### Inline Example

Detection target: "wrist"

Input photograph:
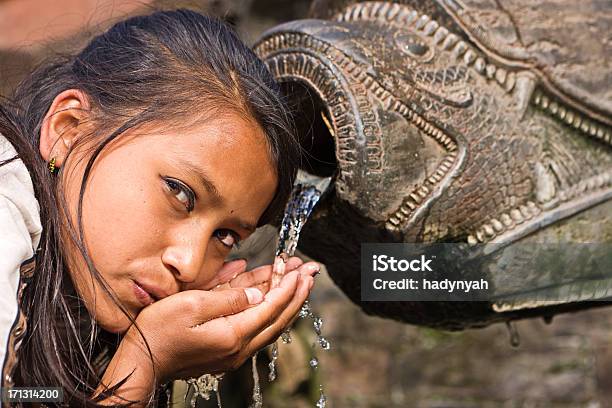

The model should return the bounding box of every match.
[95,329,157,404]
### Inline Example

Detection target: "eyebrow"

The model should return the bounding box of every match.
[177,158,257,233]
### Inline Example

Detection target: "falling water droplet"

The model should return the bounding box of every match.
[316,386,327,408]
[163,382,172,406]
[250,354,263,408]
[299,301,311,319]
[281,330,292,344]
[318,337,331,351]
[186,378,198,407]
[268,342,279,382]
[268,362,276,382]
[309,357,319,369]
[216,388,223,408]
[506,321,521,348]
[313,317,323,335]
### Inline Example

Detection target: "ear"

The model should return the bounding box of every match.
[39,89,90,168]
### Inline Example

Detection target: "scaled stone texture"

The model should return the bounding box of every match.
[254,0,612,329]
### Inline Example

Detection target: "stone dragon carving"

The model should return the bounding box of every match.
[254,0,612,329]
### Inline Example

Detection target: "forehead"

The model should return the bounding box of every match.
[146,113,277,211]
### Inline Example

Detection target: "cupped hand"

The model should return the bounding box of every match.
[117,259,319,385]
[204,256,319,294]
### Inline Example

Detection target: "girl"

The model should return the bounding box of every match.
[0,9,318,406]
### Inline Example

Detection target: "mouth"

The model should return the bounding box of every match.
[132,280,158,307]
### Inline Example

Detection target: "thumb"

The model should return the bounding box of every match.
[185,287,264,324]
[211,287,264,317]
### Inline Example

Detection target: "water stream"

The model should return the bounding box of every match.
[252,170,332,408]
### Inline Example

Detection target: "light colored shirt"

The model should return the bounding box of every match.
[0,132,42,382]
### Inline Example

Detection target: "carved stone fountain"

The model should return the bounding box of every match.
[254,0,612,329]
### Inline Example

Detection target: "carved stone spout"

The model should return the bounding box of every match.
[254,0,612,329]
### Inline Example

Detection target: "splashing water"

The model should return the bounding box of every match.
[299,301,312,318]
[164,383,172,406]
[316,386,327,408]
[318,337,331,351]
[267,342,279,382]
[309,357,319,369]
[186,374,223,408]
[296,300,332,352]
[280,331,292,344]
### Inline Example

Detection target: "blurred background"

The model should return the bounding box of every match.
[2,1,612,406]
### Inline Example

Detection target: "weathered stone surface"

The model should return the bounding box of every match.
[254,1,612,329]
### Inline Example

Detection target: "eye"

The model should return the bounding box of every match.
[215,229,241,249]
[163,177,195,212]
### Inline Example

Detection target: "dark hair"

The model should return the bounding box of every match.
[3,9,300,406]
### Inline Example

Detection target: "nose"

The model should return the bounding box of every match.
[161,228,210,284]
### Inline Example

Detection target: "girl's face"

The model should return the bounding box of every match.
[58,112,278,333]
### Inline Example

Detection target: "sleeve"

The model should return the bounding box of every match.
[0,134,42,385]
[0,195,35,378]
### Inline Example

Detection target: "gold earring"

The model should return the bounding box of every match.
[48,157,57,174]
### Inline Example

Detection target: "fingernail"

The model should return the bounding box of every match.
[245,288,263,304]
[308,263,321,272]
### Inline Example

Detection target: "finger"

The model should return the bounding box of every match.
[224,271,301,338]
[271,256,314,288]
[293,261,321,278]
[265,256,305,280]
[227,257,306,291]
[229,265,273,289]
[202,259,248,290]
[179,287,263,326]
[248,275,313,352]
[254,280,271,295]
[282,256,305,271]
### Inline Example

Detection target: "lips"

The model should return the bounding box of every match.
[132,279,172,307]
[133,281,155,306]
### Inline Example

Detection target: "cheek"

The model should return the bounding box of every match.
[73,160,165,278]
[183,246,228,291]
[62,159,166,332]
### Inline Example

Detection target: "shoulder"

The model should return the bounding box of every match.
[0,131,42,258]
[0,132,42,385]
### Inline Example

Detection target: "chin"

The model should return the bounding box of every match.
[101,321,131,334]
[95,308,136,334]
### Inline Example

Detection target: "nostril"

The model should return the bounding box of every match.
[165,263,181,278]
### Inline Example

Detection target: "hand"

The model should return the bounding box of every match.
[204,257,319,295]
[98,258,320,403]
